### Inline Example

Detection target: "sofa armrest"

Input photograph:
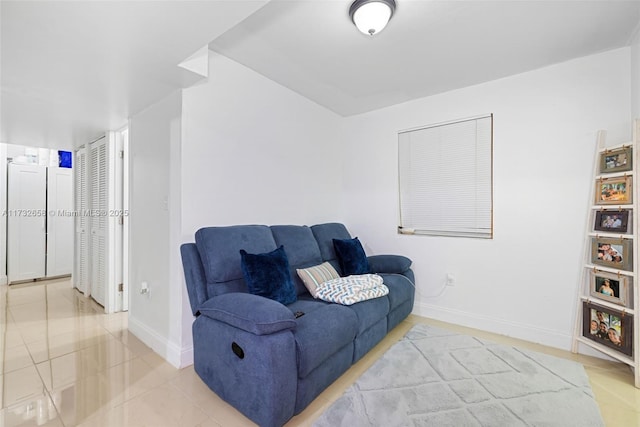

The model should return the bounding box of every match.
[368,254,412,274]
[198,293,297,336]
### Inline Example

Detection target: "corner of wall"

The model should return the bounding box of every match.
[0,143,7,282]
[631,20,640,119]
[128,314,192,368]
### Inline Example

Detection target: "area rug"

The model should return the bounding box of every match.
[313,324,604,427]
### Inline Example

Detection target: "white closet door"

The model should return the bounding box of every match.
[47,167,73,277]
[75,149,89,293]
[7,163,47,283]
[90,139,108,306]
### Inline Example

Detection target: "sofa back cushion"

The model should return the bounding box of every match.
[310,223,352,269]
[195,226,277,296]
[271,225,323,295]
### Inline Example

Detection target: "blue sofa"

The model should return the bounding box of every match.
[180,223,415,427]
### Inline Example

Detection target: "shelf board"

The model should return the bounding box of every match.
[575,336,634,366]
[590,205,633,210]
[587,232,633,239]
[584,264,634,276]
[595,171,634,181]
[579,295,635,314]
[598,142,633,153]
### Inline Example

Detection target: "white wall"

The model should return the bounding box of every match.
[179,52,345,356]
[181,52,345,232]
[0,144,7,285]
[128,91,185,367]
[632,24,640,119]
[341,48,632,350]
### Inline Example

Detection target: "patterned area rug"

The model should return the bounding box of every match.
[314,324,604,427]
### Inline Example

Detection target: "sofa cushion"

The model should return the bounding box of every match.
[271,225,324,295]
[196,225,276,284]
[296,262,340,298]
[348,295,390,335]
[333,237,370,275]
[240,246,297,305]
[380,273,415,312]
[310,223,351,264]
[289,301,358,378]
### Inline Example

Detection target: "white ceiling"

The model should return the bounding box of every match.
[0,0,268,149]
[211,0,640,116]
[1,1,640,149]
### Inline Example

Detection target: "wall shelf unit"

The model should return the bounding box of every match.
[572,119,640,387]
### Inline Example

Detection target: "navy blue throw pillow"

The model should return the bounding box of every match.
[333,237,370,276]
[239,246,297,305]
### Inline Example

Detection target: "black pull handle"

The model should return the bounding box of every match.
[231,342,245,359]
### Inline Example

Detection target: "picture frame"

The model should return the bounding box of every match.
[590,236,633,271]
[582,301,633,357]
[595,176,633,205]
[589,270,629,306]
[600,146,632,174]
[594,209,631,233]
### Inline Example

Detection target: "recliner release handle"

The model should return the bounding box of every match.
[231,342,245,359]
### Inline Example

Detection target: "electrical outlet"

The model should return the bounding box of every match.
[446,274,455,286]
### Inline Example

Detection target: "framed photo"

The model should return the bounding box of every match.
[600,146,632,174]
[595,176,632,205]
[590,236,633,271]
[582,301,633,357]
[589,270,629,306]
[594,209,631,233]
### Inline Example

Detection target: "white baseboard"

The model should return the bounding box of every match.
[128,315,194,368]
[0,275,6,285]
[412,301,572,351]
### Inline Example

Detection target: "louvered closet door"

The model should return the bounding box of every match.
[47,167,73,277]
[90,139,108,306]
[75,149,89,293]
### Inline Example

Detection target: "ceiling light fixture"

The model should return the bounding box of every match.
[349,0,396,36]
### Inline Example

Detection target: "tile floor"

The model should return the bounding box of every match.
[1,278,638,426]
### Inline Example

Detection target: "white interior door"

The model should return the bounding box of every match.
[47,167,73,277]
[74,149,89,293]
[7,163,47,283]
[90,139,108,306]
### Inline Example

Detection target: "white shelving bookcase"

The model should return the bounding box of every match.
[572,119,640,387]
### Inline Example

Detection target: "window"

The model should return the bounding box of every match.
[398,114,493,238]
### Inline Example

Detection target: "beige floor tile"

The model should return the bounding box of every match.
[117,330,153,357]
[45,356,166,425]
[2,344,35,374]
[168,367,214,406]
[140,351,180,381]
[6,285,47,307]
[1,394,64,427]
[52,373,118,425]
[187,387,256,427]
[3,365,46,408]
[26,329,115,364]
[37,349,107,391]
[193,417,222,427]
[2,323,27,349]
[99,357,168,406]
[111,383,210,427]
[79,338,135,370]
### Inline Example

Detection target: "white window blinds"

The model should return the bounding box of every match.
[398,115,493,238]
